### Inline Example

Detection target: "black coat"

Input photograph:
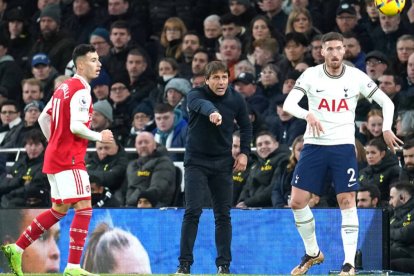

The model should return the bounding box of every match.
[390,197,414,259]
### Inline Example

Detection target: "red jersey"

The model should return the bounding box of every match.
[43,75,93,173]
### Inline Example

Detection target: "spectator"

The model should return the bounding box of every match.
[272,134,304,207]
[125,101,155,148]
[285,7,321,41]
[343,32,366,72]
[232,130,251,206]
[396,111,414,143]
[258,0,288,32]
[202,14,221,59]
[278,32,310,83]
[392,35,414,78]
[245,15,284,64]
[355,138,368,171]
[233,72,269,114]
[63,0,98,44]
[388,182,414,274]
[156,57,180,100]
[21,78,44,107]
[89,27,112,58]
[90,70,111,101]
[125,131,176,207]
[126,48,158,106]
[218,37,243,82]
[30,53,59,102]
[365,50,389,82]
[266,94,307,146]
[399,140,414,185]
[153,103,187,161]
[164,77,191,119]
[0,32,23,103]
[361,0,380,34]
[109,80,135,144]
[308,34,324,65]
[359,138,400,202]
[91,99,113,134]
[252,37,280,72]
[334,2,373,52]
[190,73,205,88]
[100,20,133,81]
[0,100,21,145]
[178,31,201,78]
[99,0,147,45]
[219,13,247,48]
[357,109,383,145]
[399,53,414,108]
[137,190,158,208]
[5,8,32,70]
[191,49,209,78]
[375,72,402,117]
[371,14,413,58]
[237,131,290,207]
[356,184,381,208]
[228,0,257,28]
[89,175,121,208]
[234,59,256,78]
[259,63,282,112]
[30,3,76,74]
[0,129,49,208]
[160,17,187,60]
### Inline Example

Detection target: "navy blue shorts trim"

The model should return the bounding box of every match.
[291,144,359,195]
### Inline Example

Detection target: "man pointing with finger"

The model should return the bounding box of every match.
[176,61,252,274]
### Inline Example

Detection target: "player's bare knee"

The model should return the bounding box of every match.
[290,198,307,209]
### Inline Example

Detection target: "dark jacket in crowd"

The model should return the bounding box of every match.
[390,197,414,259]
[125,145,176,207]
[86,145,128,193]
[0,153,49,208]
[399,167,414,185]
[238,145,290,207]
[359,152,401,201]
[0,55,23,103]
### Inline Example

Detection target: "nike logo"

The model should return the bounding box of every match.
[316,89,324,92]
[348,182,357,187]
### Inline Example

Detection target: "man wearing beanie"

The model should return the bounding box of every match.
[91,100,113,133]
[164,78,191,120]
[30,3,76,74]
[89,27,111,57]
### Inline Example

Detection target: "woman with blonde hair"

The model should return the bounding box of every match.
[285,7,321,40]
[160,17,187,60]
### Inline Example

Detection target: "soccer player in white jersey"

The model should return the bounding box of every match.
[1,44,114,276]
[283,32,403,276]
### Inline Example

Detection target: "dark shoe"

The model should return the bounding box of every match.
[291,250,324,275]
[175,262,190,274]
[217,264,230,274]
[339,263,355,275]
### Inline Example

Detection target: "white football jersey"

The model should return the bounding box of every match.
[293,63,378,145]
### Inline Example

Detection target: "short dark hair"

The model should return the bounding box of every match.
[403,139,414,150]
[0,99,20,112]
[285,32,309,47]
[72,44,96,67]
[204,61,229,79]
[381,70,402,86]
[321,32,344,44]
[24,128,47,148]
[255,130,278,143]
[110,20,130,33]
[366,137,387,152]
[392,182,414,197]
[154,103,174,114]
[358,184,381,201]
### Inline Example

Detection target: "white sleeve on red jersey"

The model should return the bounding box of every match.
[69,88,102,141]
[38,98,52,141]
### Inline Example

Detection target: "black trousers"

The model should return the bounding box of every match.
[179,157,233,267]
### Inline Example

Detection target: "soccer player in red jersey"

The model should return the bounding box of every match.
[1,44,113,276]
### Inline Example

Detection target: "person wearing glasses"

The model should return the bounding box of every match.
[0,100,21,145]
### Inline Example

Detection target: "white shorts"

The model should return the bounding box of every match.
[47,169,91,204]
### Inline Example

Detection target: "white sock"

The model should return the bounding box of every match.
[13,244,24,253]
[66,263,81,269]
[341,207,359,266]
[293,205,319,256]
